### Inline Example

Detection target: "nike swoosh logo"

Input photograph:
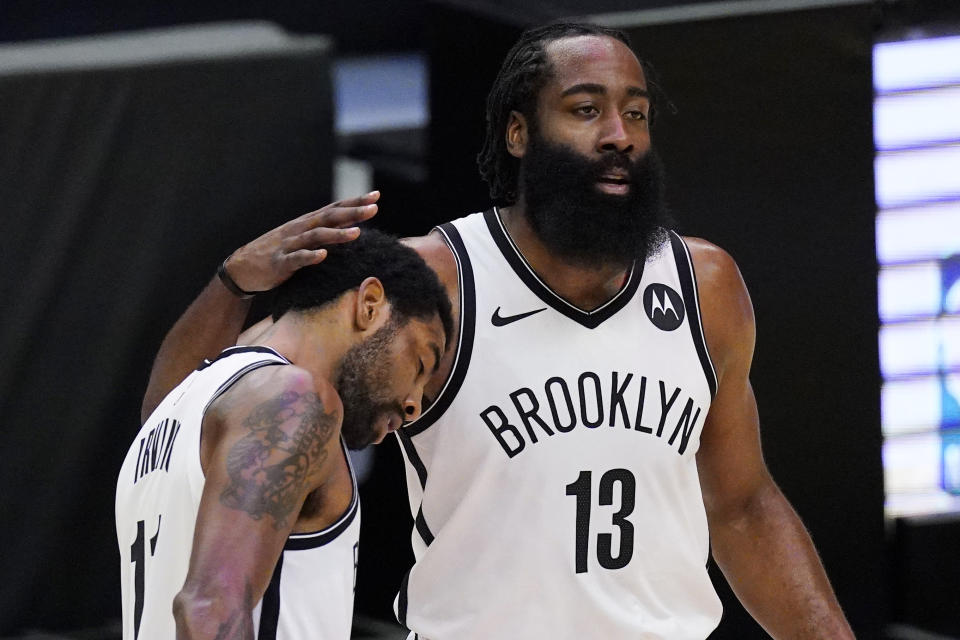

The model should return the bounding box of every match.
[491,306,547,327]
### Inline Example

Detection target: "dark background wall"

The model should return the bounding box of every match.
[2,0,959,638]
[0,0,424,53]
[0,0,778,53]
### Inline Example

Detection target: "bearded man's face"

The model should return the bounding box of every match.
[518,128,671,268]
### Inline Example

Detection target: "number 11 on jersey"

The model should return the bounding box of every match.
[130,515,162,640]
[565,469,636,574]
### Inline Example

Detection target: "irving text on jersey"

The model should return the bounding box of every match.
[132,418,181,484]
[480,371,704,458]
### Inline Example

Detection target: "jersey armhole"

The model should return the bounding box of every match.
[401,221,476,436]
[669,231,719,399]
[284,437,360,550]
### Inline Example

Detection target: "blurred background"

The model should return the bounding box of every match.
[1,0,958,638]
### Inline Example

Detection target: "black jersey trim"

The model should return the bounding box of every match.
[669,231,718,398]
[197,345,288,370]
[484,208,643,329]
[414,506,435,546]
[258,553,283,639]
[395,430,435,549]
[396,429,427,489]
[401,222,477,436]
[284,437,359,550]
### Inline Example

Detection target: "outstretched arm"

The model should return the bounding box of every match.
[173,366,343,639]
[141,193,379,423]
[690,238,854,639]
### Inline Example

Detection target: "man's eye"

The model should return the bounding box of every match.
[575,105,598,116]
[625,110,647,120]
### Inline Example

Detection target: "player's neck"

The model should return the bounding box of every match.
[255,312,346,383]
[500,204,632,311]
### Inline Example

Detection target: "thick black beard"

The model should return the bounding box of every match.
[336,320,404,450]
[518,134,671,268]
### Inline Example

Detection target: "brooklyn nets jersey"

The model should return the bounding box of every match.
[394,209,722,639]
[116,346,360,640]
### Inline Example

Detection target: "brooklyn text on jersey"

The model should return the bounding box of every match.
[481,370,704,457]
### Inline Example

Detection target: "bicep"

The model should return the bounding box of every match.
[688,239,772,520]
[182,419,308,610]
[186,468,295,604]
[697,370,771,521]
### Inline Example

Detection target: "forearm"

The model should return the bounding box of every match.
[140,195,379,423]
[141,275,250,422]
[709,482,854,639]
[173,585,254,640]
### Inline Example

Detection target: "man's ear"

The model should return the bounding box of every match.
[354,276,387,331]
[506,110,529,159]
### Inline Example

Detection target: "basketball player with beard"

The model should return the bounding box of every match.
[140,23,854,640]
[116,230,451,639]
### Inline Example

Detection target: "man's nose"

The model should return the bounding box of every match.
[597,114,634,154]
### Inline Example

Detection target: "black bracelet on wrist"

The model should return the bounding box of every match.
[217,258,256,300]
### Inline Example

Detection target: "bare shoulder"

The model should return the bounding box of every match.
[215,364,341,420]
[402,230,460,396]
[681,238,745,298]
[402,231,457,287]
[680,236,756,380]
[203,364,343,471]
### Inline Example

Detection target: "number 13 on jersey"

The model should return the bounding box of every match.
[565,469,636,574]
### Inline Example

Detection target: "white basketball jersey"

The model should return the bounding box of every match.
[116,346,360,640]
[394,209,722,639]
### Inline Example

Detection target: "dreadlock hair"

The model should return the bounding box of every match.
[477,22,655,206]
[271,229,453,347]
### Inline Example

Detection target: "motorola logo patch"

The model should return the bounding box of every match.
[643,284,684,331]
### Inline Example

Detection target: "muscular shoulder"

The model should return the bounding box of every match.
[402,232,457,288]
[203,365,343,476]
[216,364,341,422]
[681,236,756,382]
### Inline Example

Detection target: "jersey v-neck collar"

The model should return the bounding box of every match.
[484,207,643,330]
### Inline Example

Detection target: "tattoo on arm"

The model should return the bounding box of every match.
[211,584,254,640]
[220,390,336,529]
